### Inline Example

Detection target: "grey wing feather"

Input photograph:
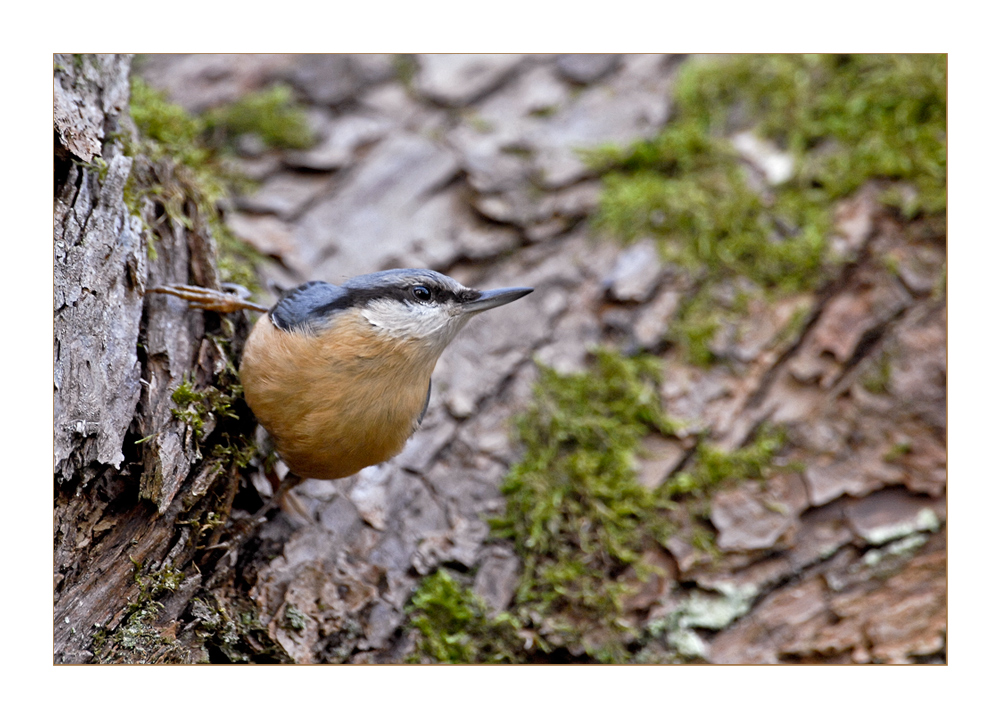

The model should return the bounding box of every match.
[269,281,350,332]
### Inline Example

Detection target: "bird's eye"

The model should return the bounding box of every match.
[411,285,432,302]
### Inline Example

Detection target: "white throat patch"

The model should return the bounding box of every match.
[360,298,470,354]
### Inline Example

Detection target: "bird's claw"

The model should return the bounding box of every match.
[148,284,269,313]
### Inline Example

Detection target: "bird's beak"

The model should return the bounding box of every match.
[461,286,534,314]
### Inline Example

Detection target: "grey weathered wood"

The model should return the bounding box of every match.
[54,54,131,163]
[53,54,260,664]
[54,54,144,486]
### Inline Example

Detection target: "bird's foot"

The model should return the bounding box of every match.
[148,283,269,314]
[249,472,308,525]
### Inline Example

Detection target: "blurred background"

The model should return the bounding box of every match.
[59,54,946,664]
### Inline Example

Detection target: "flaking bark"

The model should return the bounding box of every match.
[53,54,264,664]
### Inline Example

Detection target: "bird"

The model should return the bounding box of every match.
[151,269,533,504]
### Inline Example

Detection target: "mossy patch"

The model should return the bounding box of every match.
[186,594,287,663]
[663,425,785,501]
[406,569,522,664]
[861,349,894,395]
[477,349,679,660]
[589,54,946,363]
[91,561,186,663]
[663,425,788,555]
[203,83,315,150]
[282,604,309,633]
[125,78,265,516]
[125,77,315,290]
[163,331,257,479]
[170,375,240,441]
[403,348,790,663]
[392,54,418,89]
[104,74,297,665]
[491,350,678,649]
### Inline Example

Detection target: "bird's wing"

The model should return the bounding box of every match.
[269,281,352,333]
[418,379,432,425]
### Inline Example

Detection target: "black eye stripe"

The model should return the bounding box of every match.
[272,278,488,331]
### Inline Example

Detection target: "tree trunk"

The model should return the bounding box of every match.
[54,53,268,663]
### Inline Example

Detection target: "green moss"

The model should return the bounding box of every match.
[861,349,893,394]
[401,351,792,663]
[393,54,418,88]
[932,263,946,301]
[662,426,787,557]
[170,379,208,436]
[203,83,315,150]
[135,563,185,597]
[165,335,257,482]
[462,111,494,133]
[488,349,680,659]
[406,569,522,664]
[590,54,946,365]
[92,561,185,663]
[124,77,268,291]
[883,441,912,463]
[529,105,559,118]
[500,144,534,159]
[100,605,165,658]
[669,291,723,367]
[662,425,785,502]
[282,605,309,633]
[128,77,211,166]
[672,54,946,214]
[591,135,827,293]
[170,377,239,440]
[77,156,110,182]
[211,431,257,469]
[771,302,812,350]
[186,595,286,663]
[688,523,721,557]
[403,350,682,662]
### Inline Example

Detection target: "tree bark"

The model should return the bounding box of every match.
[53,54,267,664]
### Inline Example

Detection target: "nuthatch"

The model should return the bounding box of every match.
[153,269,533,490]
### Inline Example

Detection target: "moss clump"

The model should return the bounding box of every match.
[589,54,946,362]
[402,350,790,663]
[883,441,912,463]
[170,379,210,438]
[407,569,522,664]
[664,425,788,556]
[282,604,309,633]
[669,289,725,367]
[165,335,258,507]
[860,349,893,395]
[170,376,240,441]
[128,77,216,171]
[676,55,945,209]
[663,425,785,501]
[203,83,315,150]
[489,349,679,659]
[125,77,297,290]
[183,595,287,664]
[92,562,186,663]
[135,562,185,596]
[592,127,827,293]
[392,54,418,88]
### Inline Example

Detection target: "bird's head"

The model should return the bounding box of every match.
[340,268,532,355]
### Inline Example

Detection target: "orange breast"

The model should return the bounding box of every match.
[239,312,437,480]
